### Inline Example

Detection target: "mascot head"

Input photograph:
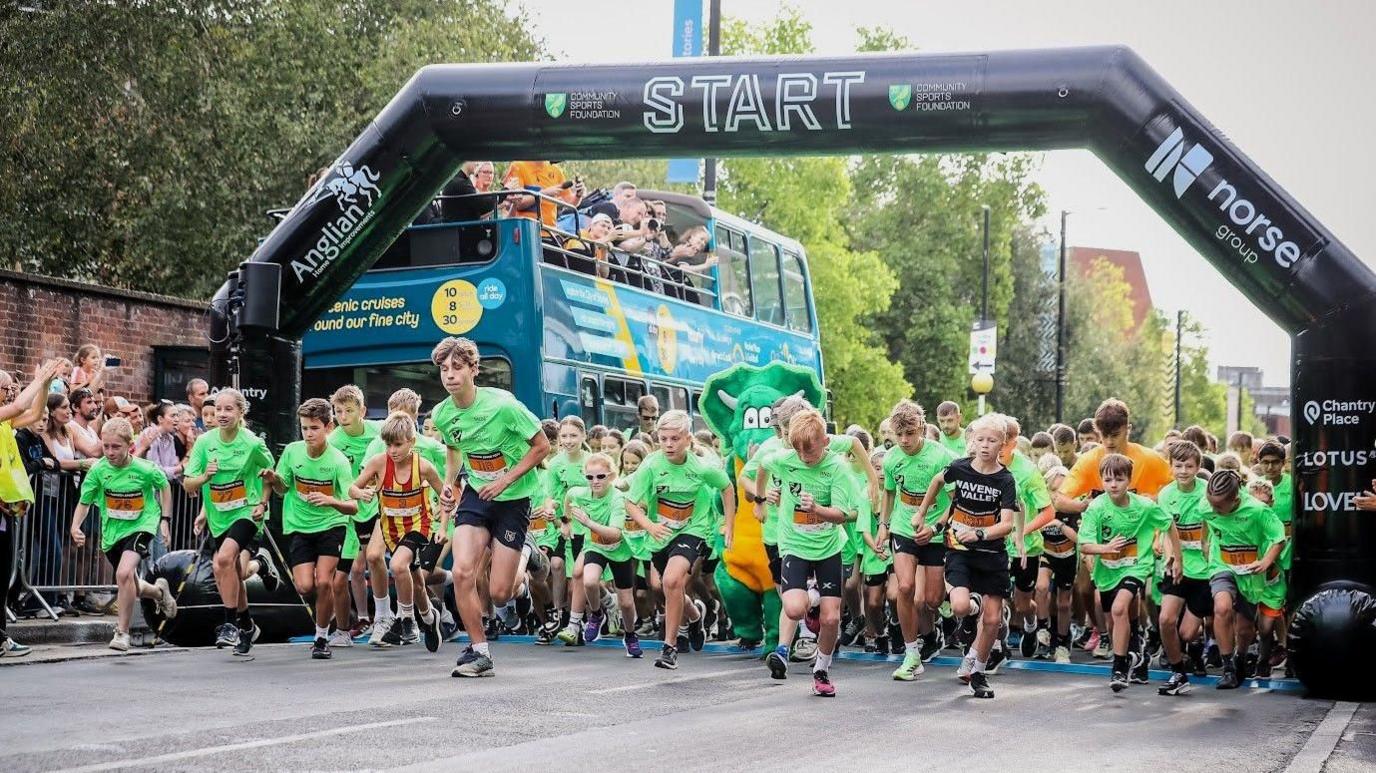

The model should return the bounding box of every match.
[699,362,824,462]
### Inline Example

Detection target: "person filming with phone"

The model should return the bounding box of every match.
[501,160,584,227]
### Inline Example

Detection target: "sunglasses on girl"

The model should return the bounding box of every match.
[584,473,610,481]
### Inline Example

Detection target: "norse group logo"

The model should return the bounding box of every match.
[1144,127,1214,199]
[545,92,568,119]
[888,84,912,111]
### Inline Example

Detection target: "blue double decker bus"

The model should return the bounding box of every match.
[301,189,823,430]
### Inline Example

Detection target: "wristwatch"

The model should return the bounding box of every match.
[975,528,986,541]
[752,494,767,505]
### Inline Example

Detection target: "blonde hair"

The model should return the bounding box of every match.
[380,412,417,445]
[788,409,827,447]
[1042,463,1069,489]
[584,452,616,475]
[330,384,365,409]
[100,417,134,444]
[1002,415,1022,441]
[387,388,422,416]
[889,400,926,434]
[559,415,587,434]
[215,387,249,416]
[655,409,692,435]
[967,413,1007,444]
[431,336,479,369]
[1247,478,1274,500]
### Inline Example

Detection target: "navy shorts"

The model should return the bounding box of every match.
[453,487,529,551]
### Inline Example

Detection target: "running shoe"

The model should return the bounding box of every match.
[892,652,924,681]
[1019,627,1037,658]
[1269,646,1288,671]
[1238,653,1258,680]
[654,644,678,670]
[370,617,393,647]
[382,616,407,647]
[1216,663,1240,690]
[956,651,976,683]
[677,633,691,654]
[556,623,582,646]
[420,608,441,653]
[889,636,906,656]
[1110,669,1129,693]
[1092,637,1111,660]
[919,630,944,663]
[311,637,332,660]
[1205,641,1222,669]
[108,631,131,651]
[1131,654,1151,685]
[535,625,556,645]
[234,623,257,656]
[812,670,836,697]
[214,623,239,649]
[864,637,881,654]
[402,616,420,646]
[1256,657,1272,679]
[791,637,818,663]
[687,614,706,652]
[839,618,863,647]
[1159,671,1191,696]
[254,548,280,593]
[986,643,1007,675]
[1081,628,1100,653]
[0,637,31,657]
[583,611,605,644]
[766,650,789,680]
[328,629,354,648]
[1188,640,1208,675]
[497,601,521,632]
[1053,645,1071,664]
[349,617,372,640]
[624,632,643,659]
[1034,627,1052,659]
[969,671,994,699]
[452,647,494,678]
[153,578,178,619]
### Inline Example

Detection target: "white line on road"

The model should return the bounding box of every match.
[588,666,758,694]
[1283,701,1359,773]
[48,717,438,773]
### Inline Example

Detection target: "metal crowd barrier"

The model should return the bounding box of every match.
[6,471,203,621]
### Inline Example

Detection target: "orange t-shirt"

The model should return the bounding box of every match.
[1060,442,1172,500]
[502,161,575,226]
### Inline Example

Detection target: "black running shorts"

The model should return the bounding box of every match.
[584,551,636,590]
[944,549,1010,598]
[780,551,844,597]
[453,487,529,551]
[104,531,153,569]
[288,526,345,567]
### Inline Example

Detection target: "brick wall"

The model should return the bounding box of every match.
[0,270,208,406]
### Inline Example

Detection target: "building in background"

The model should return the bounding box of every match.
[1218,364,1291,437]
[1069,246,1153,333]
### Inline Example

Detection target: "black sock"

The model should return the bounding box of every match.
[224,607,237,625]
[1172,660,1187,675]
[237,610,253,630]
[1037,617,1050,631]
[1112,654,1129,673]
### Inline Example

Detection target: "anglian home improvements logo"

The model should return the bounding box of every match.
[1144,124,1305,270]
[287,160,382,283]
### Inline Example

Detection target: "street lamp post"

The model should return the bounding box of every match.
[1056,209,1068,425]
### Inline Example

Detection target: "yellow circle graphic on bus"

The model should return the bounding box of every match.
[655,304,678,375]
[431,280,483,334]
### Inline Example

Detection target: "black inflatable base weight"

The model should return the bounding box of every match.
[1289,582,1376,701]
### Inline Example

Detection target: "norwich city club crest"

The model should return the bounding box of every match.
[545,92,568,119]
[888,84,911,111]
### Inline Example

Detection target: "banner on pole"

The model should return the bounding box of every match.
[667,0,704,185]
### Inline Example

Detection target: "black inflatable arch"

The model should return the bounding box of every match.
[211,47,1376,695]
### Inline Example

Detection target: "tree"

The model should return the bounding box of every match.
[0,0,542,298]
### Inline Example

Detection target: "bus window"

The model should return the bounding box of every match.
[603,376,645,431]
[690,389,707,433]
[580,376,600,426]
[781,250,812,333]
[301,359,511,418]
[651,383,689,415]
[714,226,752,318]
[749,237,784,327]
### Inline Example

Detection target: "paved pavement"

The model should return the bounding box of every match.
[0,637,1367,772]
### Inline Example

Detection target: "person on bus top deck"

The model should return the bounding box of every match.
[439,163,497,224]
[431,336,550,679]
[562,213,613,277]
[606,197,653,289]
[1052,398,1173,515]
[503,160,584,227]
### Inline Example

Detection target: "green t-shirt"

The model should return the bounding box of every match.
[1270,473,1294,570]
[882,440,956,539]
[1204,493,1286,604]
[1158,479,1210,580]
[855,498,893,577]
[567,485,632,563]
[1006,451,1052,556]
[837,462,869,565]
[627,449,730,552]
[79,456,168,552]
[548,451,593,535]
[431,387,542,502]
[761,447,853,562]
[275,441,354,535]
[185,427,274,538]
[529,466,560,549]
[364,433,447,481]
[741,434,853,545]
[1079,492,1170,591]
[329,420,382,522]
[939,429,967,457]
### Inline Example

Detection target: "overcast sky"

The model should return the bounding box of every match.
[521,0,1375,388]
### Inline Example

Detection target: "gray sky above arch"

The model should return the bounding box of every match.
[524,0,1376,388]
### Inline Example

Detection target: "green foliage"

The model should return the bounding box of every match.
[0,0,541,298]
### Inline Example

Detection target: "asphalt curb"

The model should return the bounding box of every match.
[0,644,186,667]
[5,618,118,645]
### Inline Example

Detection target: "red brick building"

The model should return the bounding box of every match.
[1069,246,1155,332]
[0,270,209,406]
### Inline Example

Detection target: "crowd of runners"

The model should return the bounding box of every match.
[32,336,1302,700]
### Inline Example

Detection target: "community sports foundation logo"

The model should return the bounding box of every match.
[1144,127,1214,199]
[545,92,568,119]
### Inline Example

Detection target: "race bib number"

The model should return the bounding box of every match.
[1100,539,1139,569]
[209,480,248,512]
[466,451,508,482]
[104,490,145,521]
[898,489,923,507]
[382,488,425,520]
[591,531,621,549]
[294,477,334,501]
[656,498,693,530]
[1219,545,1259,568]
[792,508,830,533]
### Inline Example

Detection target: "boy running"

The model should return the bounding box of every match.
[1155,440,1211,694]
[1078,453,1182,692]
[69,418,178,651]
[756,409,855,697]
[328,385,383,641]
[432,337,549,677]
[1001,417,1055,660]
[915,413,1021,699]
[260,399,358,659]
[881,400,956,680]
[1253,440,1292,675]
[182,388,274,656]
[352,413,448,653]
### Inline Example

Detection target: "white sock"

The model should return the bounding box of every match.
[374,596,392,620]
[473,641,490,656]
[315,626,329,640]
[815,651,833,672]
[905,639,921,652]
[399,602,414,619]
[974,658,987,673]
[569,612,584,625]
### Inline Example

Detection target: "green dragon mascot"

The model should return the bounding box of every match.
[700,362,824,650]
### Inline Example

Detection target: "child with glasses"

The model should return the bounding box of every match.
[561,453,643,658]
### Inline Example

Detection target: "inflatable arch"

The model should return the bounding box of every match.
[208,47,1376,696]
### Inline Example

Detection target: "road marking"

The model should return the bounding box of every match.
[49,717,437,773]
[589,666,757,694]
[1283,701,1359,773]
